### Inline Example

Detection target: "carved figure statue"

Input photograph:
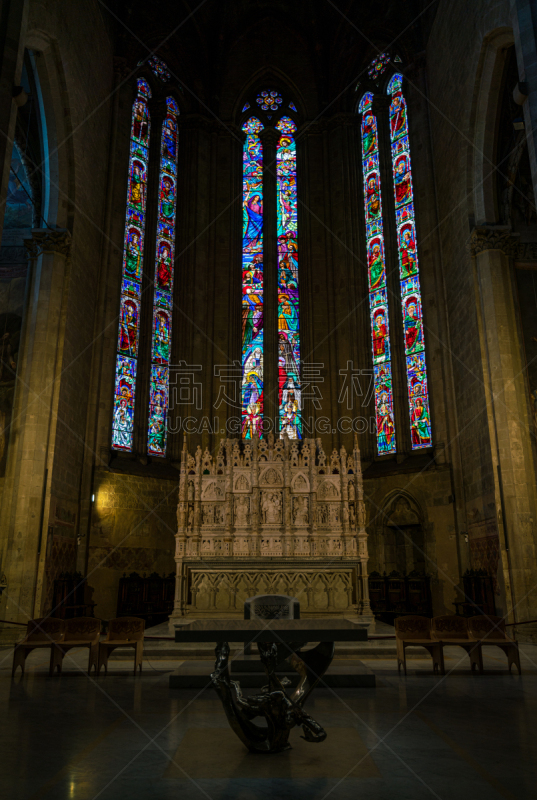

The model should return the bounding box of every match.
[262,492,282,524]
[188,480,195,501]
[235,496,249,527]
[318,504,328,525]
[293,496,309,526]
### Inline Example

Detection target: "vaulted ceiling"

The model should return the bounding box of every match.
[102,0,436,118]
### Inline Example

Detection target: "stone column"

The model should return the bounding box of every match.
[259,127,279,433]
[471,226,537,637]
[0,229,72,635]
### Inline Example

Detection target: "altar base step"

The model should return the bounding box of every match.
[169,658,375,689]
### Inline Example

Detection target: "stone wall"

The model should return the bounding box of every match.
[365,466,463,618]
[1,0,536,639]
[87,469,177,620]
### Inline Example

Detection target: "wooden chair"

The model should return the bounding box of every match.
[12,618,65,677]
[98,617,145,675]
[50,617,101,676]
[395,615,444,675]
[468,615,521,674]
[431,615,482,673]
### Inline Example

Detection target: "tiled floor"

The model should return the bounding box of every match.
[1,641,536,800]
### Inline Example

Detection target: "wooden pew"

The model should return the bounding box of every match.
[431,615,482,673]
[50,617,101,676]
[395,615,444,675]
[468,615,521,674]
[12,618,65,677]
[98,617,145,675]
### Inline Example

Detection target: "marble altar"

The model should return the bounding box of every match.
[171,434,372,624]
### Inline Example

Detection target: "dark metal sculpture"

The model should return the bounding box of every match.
[210,639,335,753]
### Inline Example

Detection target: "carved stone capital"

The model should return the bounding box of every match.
[469,226,519,257]
[24,229,71,260]
[512,241,537,262]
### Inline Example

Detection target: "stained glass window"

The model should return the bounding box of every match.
[112,78,151,452]
[368,53,390,80]
[241,117,264,438]
[147,96,179,457]
[387,73,432,449]
[242,102,250,112]
[359,92,396,455]
[146,55,171,82]
[288,101,297,112]
[276,116,301,439]
[256,90,283,112]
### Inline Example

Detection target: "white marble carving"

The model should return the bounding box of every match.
[172,434,371,624]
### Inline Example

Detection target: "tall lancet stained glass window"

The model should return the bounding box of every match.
[359,92,396,455]
[241,117,264,438]
[148,96,179,457]
[277,116,301,439]
[387,73,432,449]
[112,78,151,452]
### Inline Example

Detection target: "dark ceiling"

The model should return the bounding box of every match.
[101,0,439,118]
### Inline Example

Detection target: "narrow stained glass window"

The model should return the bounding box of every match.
[387,73,432,449]
[112,78,151,452]
[147,96,179,457]
[276,116,301,439]
[241,117,264,438]
[359,92,396,455]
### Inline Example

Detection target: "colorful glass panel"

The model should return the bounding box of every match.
[147,55,171,82]
[359,91,396,455]
[276,116,301,440]
[241,117,264,438]
[256,90,283,112]
[367,53,390,80]
[147,96,179,456]
[388,73,432,449]
[288,101,297,112]
[112,79,151,451]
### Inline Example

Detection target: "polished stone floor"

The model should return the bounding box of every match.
[1,641,536,800]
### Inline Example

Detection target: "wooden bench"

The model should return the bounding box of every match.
[50,617,101,676]
[12,618,65,677]
[468,615,521,674]
[431,615,482,672]
[395,615,444,675]
[98,616,145,675]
